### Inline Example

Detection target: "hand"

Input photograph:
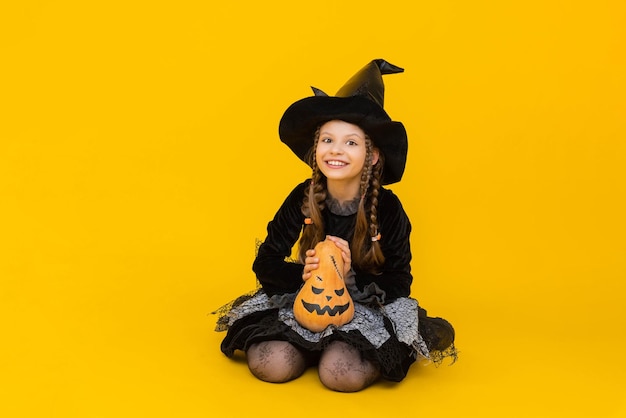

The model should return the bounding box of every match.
[302,249,319,282]
[301,236,353,281]
[325,235,352,278]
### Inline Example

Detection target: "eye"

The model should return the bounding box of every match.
[311,286,323,294]
[321,137,332,143]
[334,288,345,296]
[346,140,358,146]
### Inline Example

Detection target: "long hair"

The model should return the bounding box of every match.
[297,127,385,273]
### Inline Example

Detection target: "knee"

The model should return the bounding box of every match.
[246,341,307,383]
[318,342,380,392]
[318,366,371,392]
[248,361,293,383]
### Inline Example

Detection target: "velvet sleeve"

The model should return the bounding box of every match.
[354,189,413,301]
[252,181,308,296]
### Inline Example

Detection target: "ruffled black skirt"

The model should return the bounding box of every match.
[214,289,457,382]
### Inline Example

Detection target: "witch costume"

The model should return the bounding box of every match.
[214,59,457,382]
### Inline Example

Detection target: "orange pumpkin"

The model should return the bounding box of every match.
[293,239,355,332]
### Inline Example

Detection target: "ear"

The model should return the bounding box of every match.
[371,148,380,166]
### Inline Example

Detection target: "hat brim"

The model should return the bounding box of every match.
[279,95,408,185]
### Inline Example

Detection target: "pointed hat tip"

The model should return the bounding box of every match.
[311,86,329,96]
[374,59,404,75]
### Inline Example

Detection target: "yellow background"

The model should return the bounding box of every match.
[1,1,625,416]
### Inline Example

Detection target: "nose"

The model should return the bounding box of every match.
[330,142,343,154]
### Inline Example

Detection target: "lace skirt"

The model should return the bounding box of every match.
[214,289,456,382]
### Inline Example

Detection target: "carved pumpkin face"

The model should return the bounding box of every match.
[293,239,355,332]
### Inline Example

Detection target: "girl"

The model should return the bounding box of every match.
[215,59,456,392]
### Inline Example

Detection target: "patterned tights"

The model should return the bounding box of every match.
[246,340,380,392]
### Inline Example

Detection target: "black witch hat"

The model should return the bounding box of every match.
[278,59,408,185]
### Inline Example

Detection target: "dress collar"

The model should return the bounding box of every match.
[326,195,360,216]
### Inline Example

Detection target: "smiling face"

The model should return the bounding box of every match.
[315,120,379,194]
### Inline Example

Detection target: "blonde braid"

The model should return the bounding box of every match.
[298,128,326,263]
[367,155,385,267]
[351,137,385,271]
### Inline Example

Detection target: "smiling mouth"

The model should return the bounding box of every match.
[326,160,347,167]
[301,301,351,316]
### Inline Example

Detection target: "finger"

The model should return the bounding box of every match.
[327,236,349,251]
[304,261,319,272]
[338,244,351,260]
[305,256,319,265]
[326,235,346,245]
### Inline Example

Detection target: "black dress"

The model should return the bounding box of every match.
[214,180,456,381]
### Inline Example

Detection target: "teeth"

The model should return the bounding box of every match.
[327,161,346,166]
